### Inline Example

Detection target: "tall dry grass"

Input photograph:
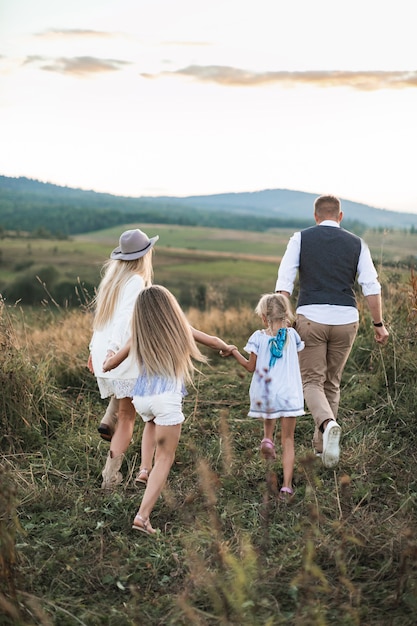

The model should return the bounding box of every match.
[1,274,417,625]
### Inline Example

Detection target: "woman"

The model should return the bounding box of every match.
[88,228,158,489]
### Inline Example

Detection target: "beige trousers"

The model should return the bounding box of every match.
[295,314,358,452]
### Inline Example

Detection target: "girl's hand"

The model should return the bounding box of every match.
[219,344,237,357]
[103,356,115,372]
[102,350,116,372]
[87,353,94,374]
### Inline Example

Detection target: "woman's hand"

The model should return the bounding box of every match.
[219,344,237,357]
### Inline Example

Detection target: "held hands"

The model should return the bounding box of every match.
[219,344,237,357]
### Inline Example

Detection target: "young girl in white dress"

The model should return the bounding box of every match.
[103,284,236,535]
[230,293,304,501]
[88,228,158,489]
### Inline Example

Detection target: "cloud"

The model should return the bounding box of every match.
[35,29,114,39]
[39,56,130,77]
[23,55,45,65]
[142,65,417,90]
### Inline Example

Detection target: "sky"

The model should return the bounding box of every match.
[1,0,417,213]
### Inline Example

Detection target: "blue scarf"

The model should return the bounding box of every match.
[268,328,287,368]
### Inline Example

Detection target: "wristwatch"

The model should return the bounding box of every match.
[373,321,384,327]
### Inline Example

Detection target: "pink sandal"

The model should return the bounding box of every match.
[260,438,276,460]
[134,468,149,486]
[279,487,294,503]
[132,513,156,536]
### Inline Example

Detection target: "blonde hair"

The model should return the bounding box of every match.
[255,293,294,328]
[92,250,154,330]
[131,285,208,385]
[314,194,341,220]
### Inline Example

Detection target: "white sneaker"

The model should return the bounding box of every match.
[322,421,341,468]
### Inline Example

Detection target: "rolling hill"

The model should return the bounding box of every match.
[150,188,417,228]
[1,175,417,236]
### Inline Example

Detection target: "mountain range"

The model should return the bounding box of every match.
[1,175,417,235]
[148,188,417,229]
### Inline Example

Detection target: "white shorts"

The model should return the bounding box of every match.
[132,392,185,426]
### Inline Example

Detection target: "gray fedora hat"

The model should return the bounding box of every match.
[110,229,159,260]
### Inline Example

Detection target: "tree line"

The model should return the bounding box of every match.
[0,176,366,237]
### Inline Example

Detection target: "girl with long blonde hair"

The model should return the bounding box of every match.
[103,284,236,535]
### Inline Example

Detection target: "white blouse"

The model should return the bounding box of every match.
[89,274,144,382]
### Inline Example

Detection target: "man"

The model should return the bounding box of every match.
[275,195,389,468]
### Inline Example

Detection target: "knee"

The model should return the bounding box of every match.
[156,437,176,459]
[117,407,136,423]
[303,379,323,391]
[156,434,172,452]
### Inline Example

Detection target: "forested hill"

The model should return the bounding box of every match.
[1,175,417,237]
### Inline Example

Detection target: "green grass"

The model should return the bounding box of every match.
[75,223,295,257]
[1,223,415,310]
[0,225,284,309]
[1,272,417,625]
[363,228,417,265]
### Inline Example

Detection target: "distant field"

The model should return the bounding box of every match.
[75,223,295,258]
[359,228,417,265]
[0,223,415,308]
[68,221,417,265]
[0,225,282,308]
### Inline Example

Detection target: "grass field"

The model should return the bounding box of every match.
[0,223,416,310]
[1,223,417,624]
[1,275,417,624]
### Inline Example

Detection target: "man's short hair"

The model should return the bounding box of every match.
[314,195,341,219]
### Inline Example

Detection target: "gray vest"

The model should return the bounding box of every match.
[298,226,361,308]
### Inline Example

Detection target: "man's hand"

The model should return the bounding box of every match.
[374,325,389,345]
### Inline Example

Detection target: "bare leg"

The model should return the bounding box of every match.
[280,417,296,490]
[135,421,156,485]
[110,397,136,457]
[141,421,156,470]
[133,423,182,531]
[263,419,275,441]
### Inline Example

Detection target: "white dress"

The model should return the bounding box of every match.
[89,274,144,399]
[244,327,305,419]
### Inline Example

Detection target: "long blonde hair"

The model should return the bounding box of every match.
[92,250,154,330]
[131,285,208,384]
